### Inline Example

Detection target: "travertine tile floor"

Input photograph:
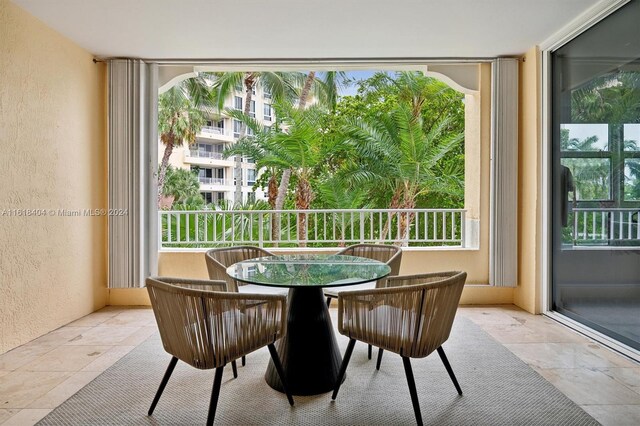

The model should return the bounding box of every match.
[1,305,639,425]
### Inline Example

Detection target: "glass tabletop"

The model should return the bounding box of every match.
[226,254,392,288]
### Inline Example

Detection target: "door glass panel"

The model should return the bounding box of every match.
[624,159,640,200]
[560,124,609,151]
[560,158,611,200]
[551,0,640,351]
[624,124,640,151]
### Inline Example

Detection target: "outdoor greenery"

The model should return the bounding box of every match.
[157,70,466,246]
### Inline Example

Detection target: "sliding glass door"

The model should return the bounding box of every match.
[551,0,640,351]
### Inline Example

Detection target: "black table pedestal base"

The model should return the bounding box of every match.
[265,287,344,396]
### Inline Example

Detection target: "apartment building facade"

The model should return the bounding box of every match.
[160,83,273,205]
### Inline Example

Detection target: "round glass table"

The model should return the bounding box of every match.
[227,254,391,395]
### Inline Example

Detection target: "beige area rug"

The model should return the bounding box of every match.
[38,316,599,425]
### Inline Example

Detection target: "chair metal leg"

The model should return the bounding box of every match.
[368,344,372,360]
[241,355,246,367]
[231,360,238,378]
[376,348,384,370]
[206,366,225,426]
[437,346,462,395]
[326,297,332,307]
[402,356,423,426]
[331,338,356,400]
[148,356,178,416]
[267,343,294,406]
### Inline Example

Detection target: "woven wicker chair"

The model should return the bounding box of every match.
[205,246,288,296]
[205,246,288,368]
[146,277,294,426]
[324,244,402,361]
[332,271,467,426]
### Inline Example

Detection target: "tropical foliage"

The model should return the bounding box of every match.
[158,71,467,246]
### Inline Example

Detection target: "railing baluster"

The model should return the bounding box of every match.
[176,213,181,243]
[628,212,632,239]
[619,212,623,240]
[460,211,466,247]
[350,212,354,241]
[369,212,374,241]
[195,213,199,243]
[442,211,447,242]
[222,214,226,243]
[204,212,208,243]
[433,212,437,241]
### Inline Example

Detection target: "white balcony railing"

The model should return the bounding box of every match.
[200,126,225,136]
[188,150,225,160]
[572,207,640,245]
[198,177,231,186]
[159,208,466,249]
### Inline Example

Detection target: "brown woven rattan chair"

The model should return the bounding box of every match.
[146,277,294,426]
[205,246,288,295]
[205,246,288,368]
[324,244,402,361]
[332,271,467,426]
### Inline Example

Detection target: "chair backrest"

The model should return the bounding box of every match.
[386,271,467,358]
[205,246,273,292]
[146,276,286,369]
[146,277,227,369]
[337,244,402,287]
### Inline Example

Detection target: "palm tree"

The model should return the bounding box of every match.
[273,71,345,213]
[157,77,214,204]
[209,72,304,205]
[225,102,332,244]
[341,102,464,243]
[162,167,201,207]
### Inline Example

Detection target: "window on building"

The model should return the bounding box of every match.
[247,192,256,203]
[250,100,256,118]
[234,96,243,111]
[264,90,272,100]
[233,119,242,138]
[247,168,257,185]
[202,192,213,204]
[263,104,272,121]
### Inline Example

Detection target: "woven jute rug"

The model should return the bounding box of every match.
[38,316,598,425]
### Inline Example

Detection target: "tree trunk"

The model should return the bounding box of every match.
[235,73,256,206]
[298,71,315,110]
[272,168,292,246]
[268,174,278,242]
[380,187,403,242]
[157,136,175,205]
[296,177,312,247]
[267,174,278,208]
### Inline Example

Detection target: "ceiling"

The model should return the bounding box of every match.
[12,0,601,60]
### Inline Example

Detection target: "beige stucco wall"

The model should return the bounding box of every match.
[0,0,108,354]
[513,47,542,314]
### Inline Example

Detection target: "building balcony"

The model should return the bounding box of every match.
[198,177,234,191]
[184,149,235,167]
[195,126,235,143]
